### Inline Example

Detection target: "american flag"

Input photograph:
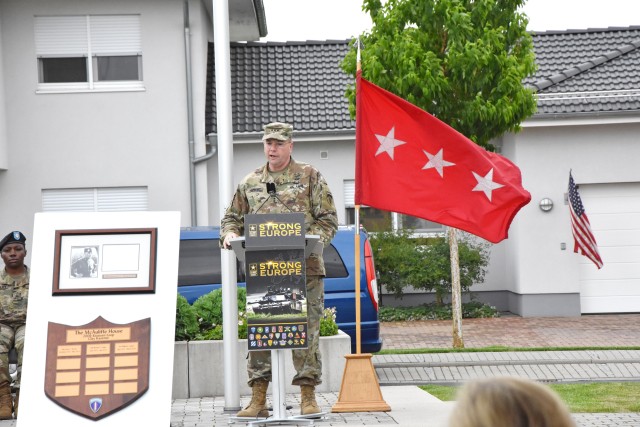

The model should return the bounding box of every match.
[568,172,603,269]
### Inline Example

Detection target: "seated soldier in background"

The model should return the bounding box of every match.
[0,231,29,419]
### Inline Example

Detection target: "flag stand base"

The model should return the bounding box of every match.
[331,353,391,413]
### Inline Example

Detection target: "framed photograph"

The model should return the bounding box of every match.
[53,228,157,295]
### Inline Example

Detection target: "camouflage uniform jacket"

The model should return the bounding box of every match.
[221,158,338,276]
[0,266,29,327]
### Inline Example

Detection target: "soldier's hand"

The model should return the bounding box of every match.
[223,232,239,249]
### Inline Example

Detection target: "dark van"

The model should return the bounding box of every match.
[178,225,382,353]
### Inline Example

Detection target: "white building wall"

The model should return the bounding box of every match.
[0,0,194,245]
[208,137,355,226]
[499,119,640,314]
[0,15,7,170]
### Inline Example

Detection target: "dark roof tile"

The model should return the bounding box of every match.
[207,27,640,134]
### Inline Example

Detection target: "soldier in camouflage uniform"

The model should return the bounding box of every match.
[221,122,338,418]
[0,231,29,419]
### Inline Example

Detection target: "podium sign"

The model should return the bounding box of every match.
[44,316,150,420]
[244,213,308,351]
[245,213,305,249]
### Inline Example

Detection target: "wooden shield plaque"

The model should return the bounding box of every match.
[44,316,150,420]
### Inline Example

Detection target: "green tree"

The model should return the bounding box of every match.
[342,0,537,149]
[342,0,537,347]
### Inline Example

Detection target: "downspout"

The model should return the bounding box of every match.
[184,1,197,226]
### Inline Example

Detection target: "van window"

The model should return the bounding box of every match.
[178,239,246,286]
[323,244,348,278]
[178,239,221,286]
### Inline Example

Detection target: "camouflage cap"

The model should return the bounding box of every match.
[262,122,293,141]
[0,231,26,251]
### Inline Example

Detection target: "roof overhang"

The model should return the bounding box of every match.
[202,0,267,41]
[524,111,640,127]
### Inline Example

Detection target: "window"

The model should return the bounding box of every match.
[323,244,348,278]
[178,239,224,286]
[42,187,148,212]
[343,180,444,233]
[34,15,143,92]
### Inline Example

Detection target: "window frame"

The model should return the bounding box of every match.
[34,14,145,93]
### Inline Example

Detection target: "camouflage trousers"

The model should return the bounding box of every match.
[0,323,25,387]
[247,275,323,387]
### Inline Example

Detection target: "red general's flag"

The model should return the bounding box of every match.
[355,72,531,243]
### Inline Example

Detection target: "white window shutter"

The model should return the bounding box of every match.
[97,187,147,211]
[343,180,355,207]
[34,16,88,56]
[42,188,95,211]
[42,187,147,212]
[90,15,141,55]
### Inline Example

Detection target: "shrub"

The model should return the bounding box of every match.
[378,301,498,322]
[175,295,199,341]
[176,288,339,340]
[320,307,339,336]
[175,288,246,341]
[370,230,490,304]
[192,287,246,330]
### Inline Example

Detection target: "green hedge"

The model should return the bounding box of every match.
[175,289,339,341]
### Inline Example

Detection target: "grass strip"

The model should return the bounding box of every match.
[420,382,640,413]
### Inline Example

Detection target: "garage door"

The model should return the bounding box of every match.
[579,182,640,313]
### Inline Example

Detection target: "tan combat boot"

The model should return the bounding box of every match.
[0,382,13,420]
[236,379,268,418]
[300,384,321,416]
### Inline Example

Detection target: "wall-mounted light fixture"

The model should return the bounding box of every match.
[539,198,553,212]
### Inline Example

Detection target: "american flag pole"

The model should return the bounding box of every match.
[568,171,603,269]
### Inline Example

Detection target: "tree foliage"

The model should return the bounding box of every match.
[342,0,537,149]
[370,230,490,305]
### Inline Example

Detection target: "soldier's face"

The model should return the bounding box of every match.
[264,138,293,172]
[1,243,26,269]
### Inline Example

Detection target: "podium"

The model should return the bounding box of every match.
[229,213,326,426]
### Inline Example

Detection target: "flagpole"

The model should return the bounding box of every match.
[354,39,362,355]
[332,37,390,413]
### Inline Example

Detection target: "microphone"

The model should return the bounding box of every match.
[261,182,293,212]
[267,182,276,196]
[256,182,291,213]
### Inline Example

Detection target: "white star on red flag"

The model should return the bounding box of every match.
[374,126,407,160]
[422,148,456,177]
[472,168,504,201]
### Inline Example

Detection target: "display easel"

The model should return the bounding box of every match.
[229,213,326,426]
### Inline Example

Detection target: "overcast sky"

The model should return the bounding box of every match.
[261,0,640,42]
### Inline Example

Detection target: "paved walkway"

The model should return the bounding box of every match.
[380,313,640,349]
[169,314,640,426]
[374,350,640,385]
[6,314,640,426]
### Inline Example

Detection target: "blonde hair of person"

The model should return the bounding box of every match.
[448,376,576,427]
